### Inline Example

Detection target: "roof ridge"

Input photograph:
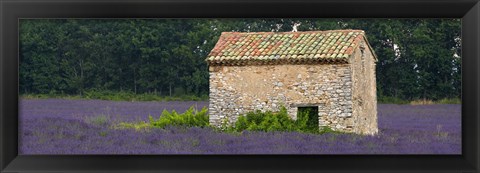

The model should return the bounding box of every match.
[221,29,365,36]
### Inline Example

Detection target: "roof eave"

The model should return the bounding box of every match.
[361,34,379,62]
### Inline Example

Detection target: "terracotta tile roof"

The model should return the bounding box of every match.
[206,30,374,65]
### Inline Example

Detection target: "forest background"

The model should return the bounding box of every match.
[19,19,461,103]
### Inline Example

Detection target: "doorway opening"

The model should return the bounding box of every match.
[297,106,319,131]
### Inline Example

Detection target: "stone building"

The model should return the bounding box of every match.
[206,30,378,135]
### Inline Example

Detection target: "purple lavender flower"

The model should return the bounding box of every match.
[19,99,461,154]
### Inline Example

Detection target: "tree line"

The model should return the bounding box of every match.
[19,19,461,101]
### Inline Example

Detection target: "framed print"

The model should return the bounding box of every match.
[1,0,479,172]
[15,18,462,155]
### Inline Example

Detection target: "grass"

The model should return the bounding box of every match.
[20,90,209,102]
[378,96,461,105]
[434,124,449,139]
[378,96,410,104]
[114,121,151,131]
[84,114,110,126]
[435,98,462,104]
[409,98,461,105]
[22,91,459,104]
[409,99,435,105]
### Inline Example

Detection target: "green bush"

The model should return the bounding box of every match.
[149,106,209,128]
[114,106,208,131]
[114,105,338,134]
[231,106,333,134]
[295,108,320,133]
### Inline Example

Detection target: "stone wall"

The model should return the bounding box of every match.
[351,41,378,135]
[208,63,356,132]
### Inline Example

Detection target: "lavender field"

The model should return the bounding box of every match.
[19,99,461,154]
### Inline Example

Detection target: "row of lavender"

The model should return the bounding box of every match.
[19,99,461,154]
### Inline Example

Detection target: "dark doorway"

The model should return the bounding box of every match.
[297,106,319,130]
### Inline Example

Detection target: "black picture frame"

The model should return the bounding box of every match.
[1,0,479,172]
